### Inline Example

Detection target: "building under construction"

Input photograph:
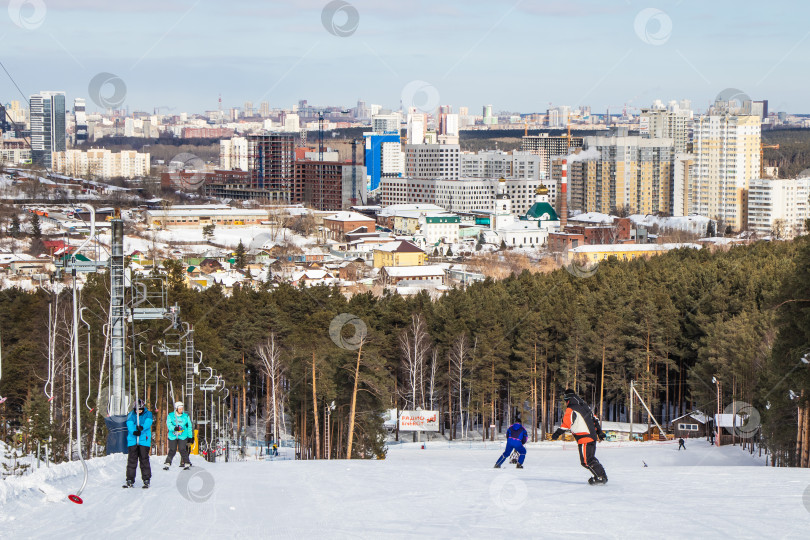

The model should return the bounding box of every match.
[247,133,295,202]
[521,133,584,177]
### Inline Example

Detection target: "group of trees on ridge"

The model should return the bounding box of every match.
[1,239,810,466]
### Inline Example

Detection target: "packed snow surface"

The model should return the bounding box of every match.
[1,440,809,539]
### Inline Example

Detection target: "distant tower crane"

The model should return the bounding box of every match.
[761,143,780,178]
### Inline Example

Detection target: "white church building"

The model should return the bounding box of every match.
[489,178,560,247]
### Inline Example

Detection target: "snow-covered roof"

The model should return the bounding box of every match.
[714,414,749,428]
[630,214,712,232]
[323,211,375,222]
[600,421,650,433]
[145,208,273,218]
[672,411,709,424]
[567,212,614,225]
[382,265,445,278]
[292,269,333,281]
[374,240,424,253]
[377,204,446,217]
[698,237,747,245]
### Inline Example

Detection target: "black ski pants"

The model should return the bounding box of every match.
[126,445,152,482]
[165,438,190,466]
[577,441,606,478]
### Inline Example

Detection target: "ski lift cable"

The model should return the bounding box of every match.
[80,307,93,411]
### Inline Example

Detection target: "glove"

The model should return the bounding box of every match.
[133,428,142,437]
[174,426,182,432]
[598,430,606,441]
[551,428,564,441]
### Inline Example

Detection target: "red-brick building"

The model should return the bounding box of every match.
[293,159,346,211]
[548,217,635,252]
[323,211,376,241]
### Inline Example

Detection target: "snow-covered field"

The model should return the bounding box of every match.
[1,440,809,539]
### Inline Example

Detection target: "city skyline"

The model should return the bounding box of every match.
[1,0,809,114]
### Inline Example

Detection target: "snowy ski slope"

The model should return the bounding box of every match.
[1,439,808,539]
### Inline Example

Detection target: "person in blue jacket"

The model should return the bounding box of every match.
[164,401,193,470]
[124,399,152,488]
[494,413,528,469]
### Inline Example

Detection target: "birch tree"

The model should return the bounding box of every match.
[256,333,284,444]
[448,333,471,439]
[399,314,431,410]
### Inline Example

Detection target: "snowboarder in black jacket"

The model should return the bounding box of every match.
[552,389,608,485]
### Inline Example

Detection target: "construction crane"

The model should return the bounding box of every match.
[761,143,780,177]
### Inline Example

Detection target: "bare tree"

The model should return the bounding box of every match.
[428,349,438,410]
[346,333,367,459]
[256,333,285,444]
[772,218,787,240]
[399,314,431,410]
[448,333,471,439]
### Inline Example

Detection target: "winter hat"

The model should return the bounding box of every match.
[175,401,184,410]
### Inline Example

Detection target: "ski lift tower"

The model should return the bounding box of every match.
[103,217,129,453]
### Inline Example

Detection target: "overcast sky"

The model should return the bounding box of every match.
[1,0,807,115]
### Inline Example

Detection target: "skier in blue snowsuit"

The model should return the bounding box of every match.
[494,414,528,469]
[124,399,153,488]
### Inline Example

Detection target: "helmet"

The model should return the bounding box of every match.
[562,388,577,402]
[175,401,184,410]
[135,398,145,411]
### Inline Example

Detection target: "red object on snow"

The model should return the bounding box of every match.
[68,494,83,504]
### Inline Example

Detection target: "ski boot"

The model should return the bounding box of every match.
[142,480,150,489]
[515,463,524,469]
[123,480,134,489]
[183,463,191,471]
[163,464,170,471]
[494,463,501,468]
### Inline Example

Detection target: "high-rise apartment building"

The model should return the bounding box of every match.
[247,133,295,202]
[30,91,66,168]
[74,98,88,144]
[482,104,495,125]
[437,109,459,145]
[406,112,426,145]
[404,144,460,180]
[372,113,400,134]
[0,104,8,133]
[292,158,368,211]
[559,136,675,216]
[521,133,584,178]
[52,149,150,179]
[460,150,543,181]
[380,176,542,216]
[547,106,571,128]
[748,177,810,238]
[639,100,693,153]
[364,132,403,192]
[691,114,761,231]
[220,136,248,171]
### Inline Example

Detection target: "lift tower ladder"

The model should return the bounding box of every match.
[185,326,195,417]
